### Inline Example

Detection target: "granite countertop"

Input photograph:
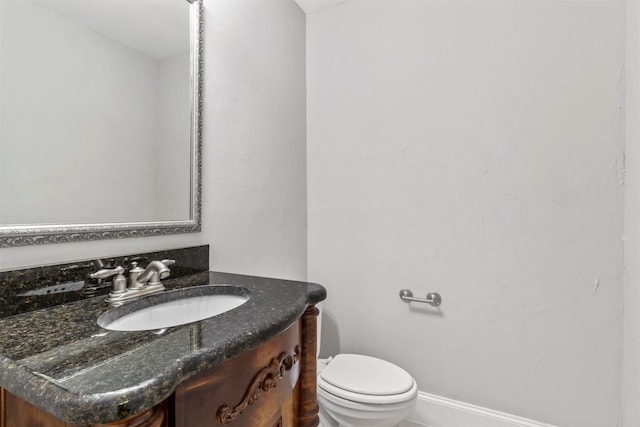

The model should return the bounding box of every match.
[0,271,326,425]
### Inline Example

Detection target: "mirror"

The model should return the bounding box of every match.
[0,0,202,247]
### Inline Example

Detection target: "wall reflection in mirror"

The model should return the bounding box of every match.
[0,0,202,247]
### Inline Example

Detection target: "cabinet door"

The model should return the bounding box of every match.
[173,321,301,427]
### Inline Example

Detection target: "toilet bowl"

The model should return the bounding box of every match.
[316,353,418,427]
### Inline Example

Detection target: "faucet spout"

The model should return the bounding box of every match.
[135,259,175,286]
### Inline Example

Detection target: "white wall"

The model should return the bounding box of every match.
[624,1,640,426]
[203,0,307,280]
[306,2,625,427]
[0,0,307,282]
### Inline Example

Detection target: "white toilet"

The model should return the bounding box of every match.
[316,353,418,427]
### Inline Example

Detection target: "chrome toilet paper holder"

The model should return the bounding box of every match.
[399,289,442,307]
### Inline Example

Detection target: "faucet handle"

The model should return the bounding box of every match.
[90,266,124,280]
[91,266,127,294]
[160,259,176,267]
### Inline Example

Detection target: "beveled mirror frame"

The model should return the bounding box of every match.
[0,0,203,248]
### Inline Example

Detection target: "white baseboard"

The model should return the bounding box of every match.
[407,392,558,427]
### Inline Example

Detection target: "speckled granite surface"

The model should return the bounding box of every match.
[0,270,326,425]
[0,245,209,318]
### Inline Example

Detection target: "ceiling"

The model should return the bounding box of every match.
[32,0,190,59]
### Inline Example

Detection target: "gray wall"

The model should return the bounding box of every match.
[624,2,640,427]
[306,2,625,426]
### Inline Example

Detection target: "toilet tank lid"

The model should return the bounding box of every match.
[319,354,415,396]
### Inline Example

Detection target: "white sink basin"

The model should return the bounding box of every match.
[97,285,249,332]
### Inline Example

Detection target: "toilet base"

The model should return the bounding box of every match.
[317,387,415,427]
[319,406,403,427]
[318,408,407,427]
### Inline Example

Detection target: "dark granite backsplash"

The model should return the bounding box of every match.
[0,245,209,318]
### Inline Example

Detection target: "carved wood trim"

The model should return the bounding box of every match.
[298,305,320,427]
[216,346,301,425]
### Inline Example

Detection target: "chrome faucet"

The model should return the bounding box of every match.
[135,259,175,286]
[92,259,176,306]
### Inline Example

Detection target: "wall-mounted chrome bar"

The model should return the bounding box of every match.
[399,289,442,307]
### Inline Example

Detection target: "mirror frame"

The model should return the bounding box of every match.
[0,0,203,248]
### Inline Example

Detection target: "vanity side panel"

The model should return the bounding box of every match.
[298,306,320,427]
[173,320,301,427]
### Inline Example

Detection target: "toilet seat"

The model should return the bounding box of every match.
[318,354,418,405]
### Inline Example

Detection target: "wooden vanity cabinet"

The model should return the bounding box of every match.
[172,306,320,427]
[0,306,320,427]
[173,319,301,427]
[0,389,168,427]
